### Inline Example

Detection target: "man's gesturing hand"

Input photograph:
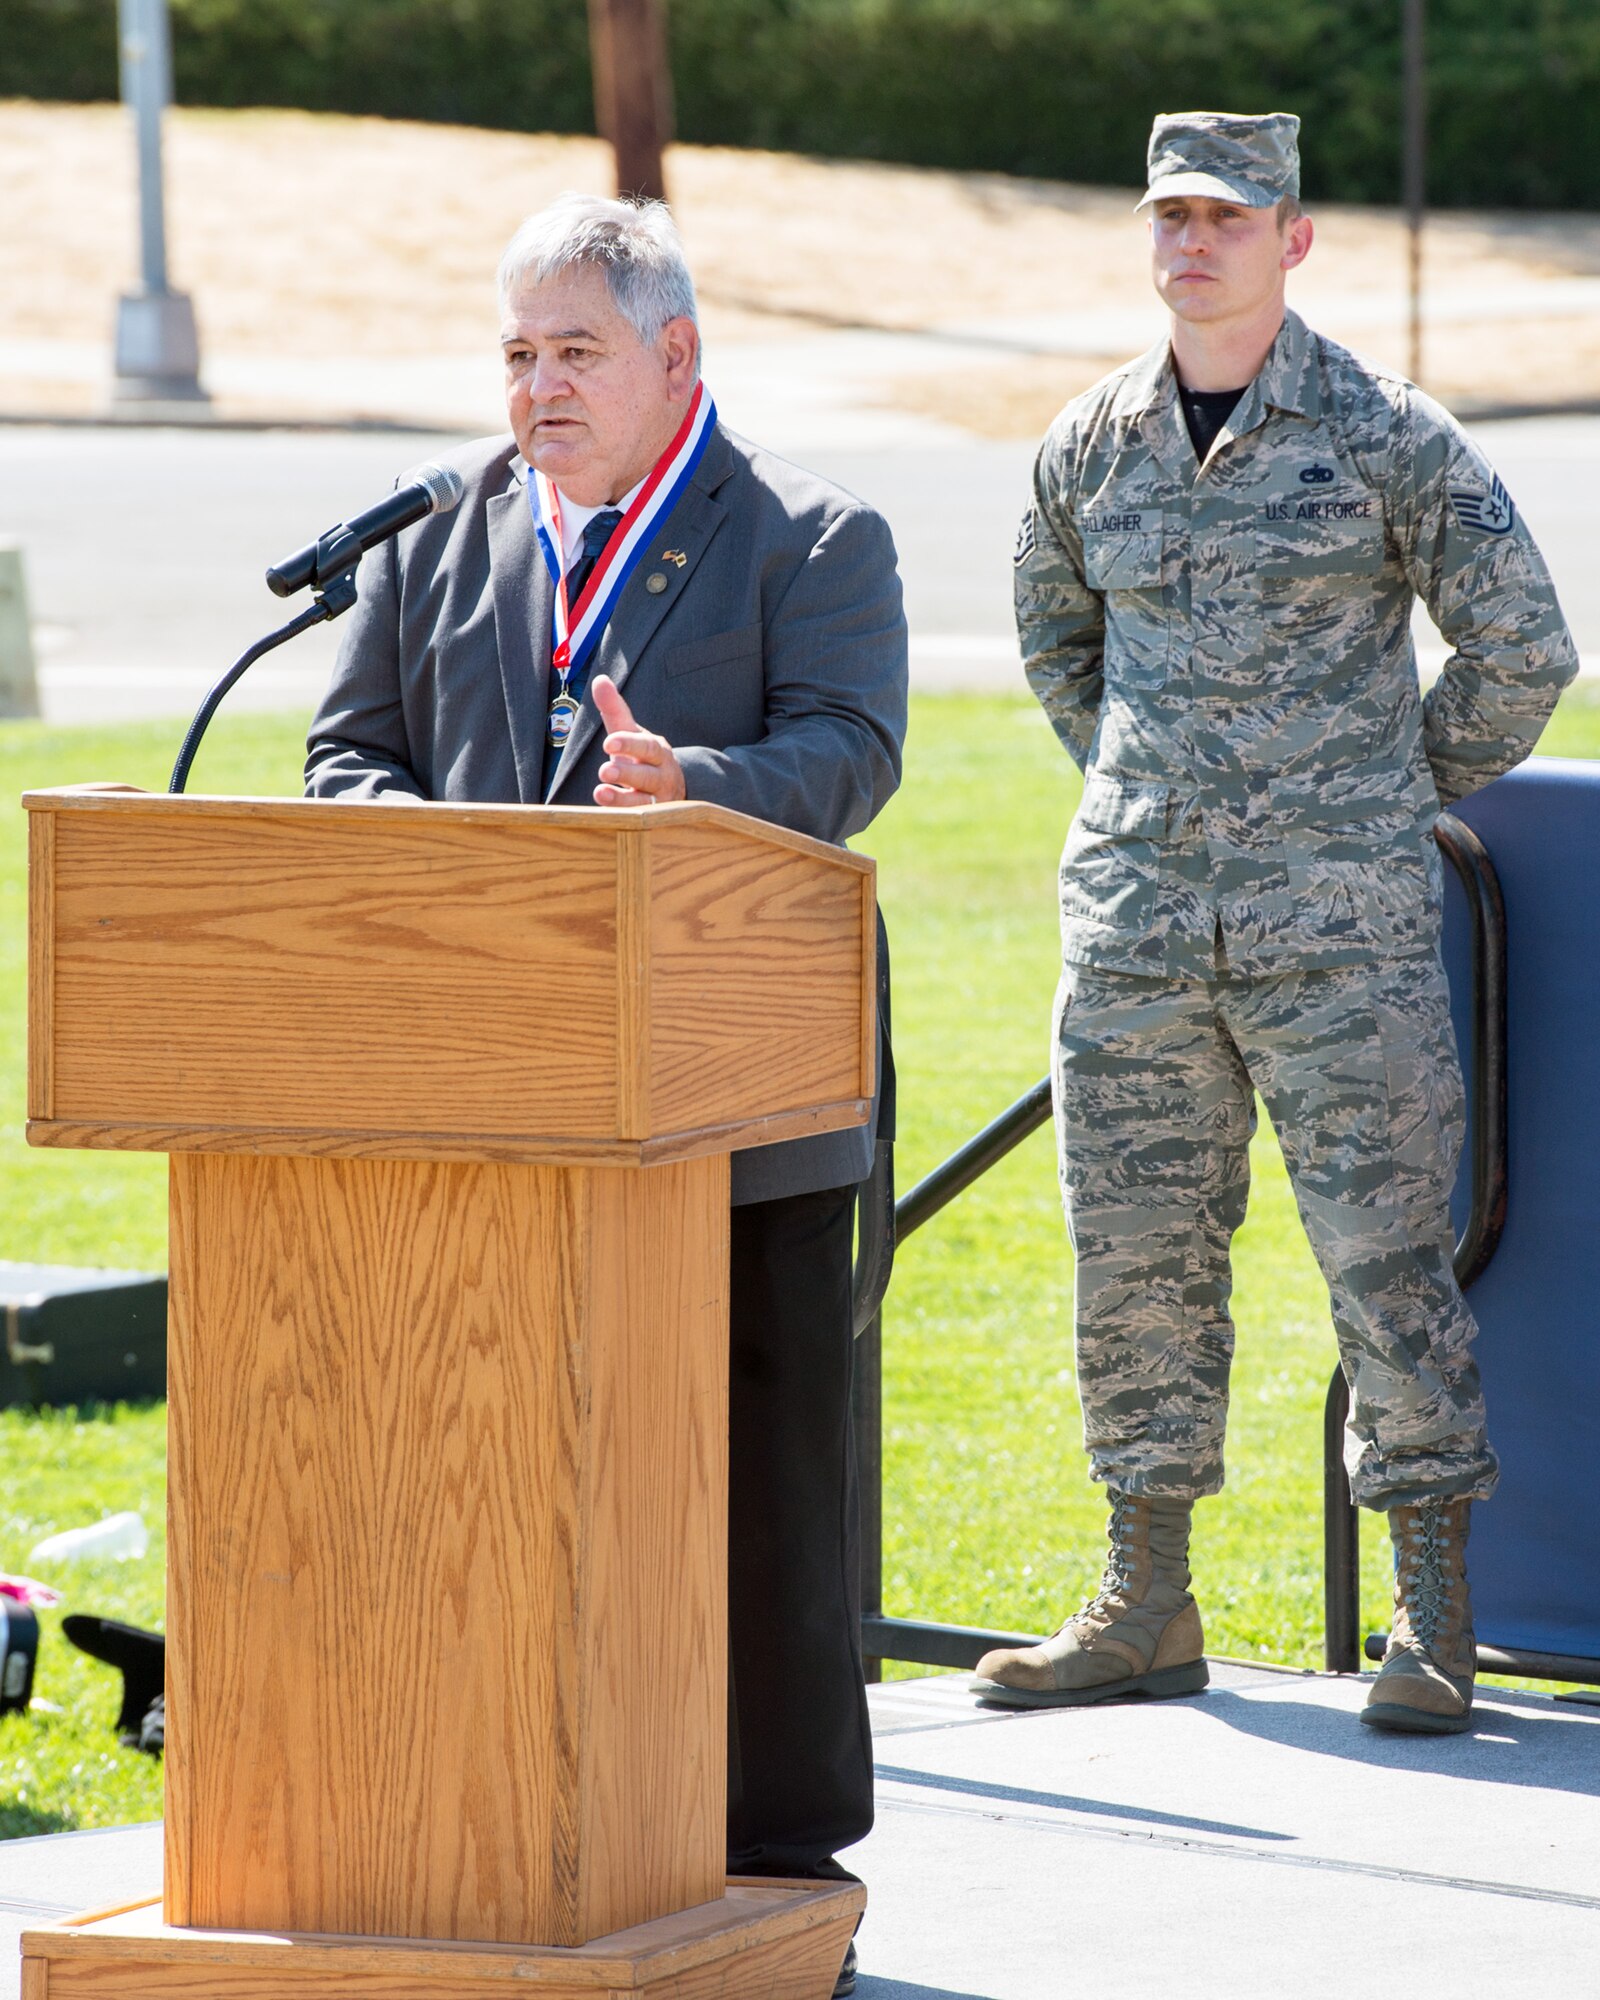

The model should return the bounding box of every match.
[592,674,687,807]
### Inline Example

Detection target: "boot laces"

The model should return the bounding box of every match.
[1401,1509,1458,1651]
[1083,1492,1139,1617]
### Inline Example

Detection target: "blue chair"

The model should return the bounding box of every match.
[1325,758,1600,1684]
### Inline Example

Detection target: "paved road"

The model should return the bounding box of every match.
[0,415,1592,725]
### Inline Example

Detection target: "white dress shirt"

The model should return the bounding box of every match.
[555,477,646,568]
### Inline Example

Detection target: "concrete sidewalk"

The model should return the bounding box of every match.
[9,276,1600,438]
[857,1664,1600,1996]
[5,1663,1596,1999]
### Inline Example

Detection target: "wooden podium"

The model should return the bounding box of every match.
[20,789,872,1999]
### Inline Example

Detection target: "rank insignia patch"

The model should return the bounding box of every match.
[1449,475,1516,536]
[1013,510,1037,566]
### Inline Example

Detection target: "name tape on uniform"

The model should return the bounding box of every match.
[1082,507,1161,537]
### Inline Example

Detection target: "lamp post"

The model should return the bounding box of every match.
[1403,0,1426,386]
[113,0,207,404]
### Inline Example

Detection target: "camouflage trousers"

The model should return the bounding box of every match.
[1053,949,1499,1510]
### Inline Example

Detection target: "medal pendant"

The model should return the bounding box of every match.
[547,691,581,748]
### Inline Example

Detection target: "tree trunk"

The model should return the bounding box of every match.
[587,0,674,204]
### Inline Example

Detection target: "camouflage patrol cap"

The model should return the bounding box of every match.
[1137,110,1301,211]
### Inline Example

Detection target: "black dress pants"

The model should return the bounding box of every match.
[725,1184,875,1879]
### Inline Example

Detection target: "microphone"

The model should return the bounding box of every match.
[265,461,466,598]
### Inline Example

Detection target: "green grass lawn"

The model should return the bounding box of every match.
[3,685,1599,1830]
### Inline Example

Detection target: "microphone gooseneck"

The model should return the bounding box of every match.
[170,460,465,795]
[167,575,359,796]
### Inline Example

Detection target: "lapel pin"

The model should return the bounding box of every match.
[646,572,668,594]
[661,549,687,567]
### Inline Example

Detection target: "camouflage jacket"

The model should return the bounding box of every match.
[1016,308,1579,977]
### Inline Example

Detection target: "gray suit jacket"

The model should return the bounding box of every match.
[305,422,909,1203]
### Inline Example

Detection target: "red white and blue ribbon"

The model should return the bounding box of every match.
[527,380,717,682]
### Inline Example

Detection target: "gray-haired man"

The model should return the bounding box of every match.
[307,194,907,1992]
[976,113,1577,1733]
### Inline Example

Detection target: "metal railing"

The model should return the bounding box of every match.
[849,812,1574,1682]
[852,1084,1056,1674]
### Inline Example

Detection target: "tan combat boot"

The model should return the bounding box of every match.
[970,1493,1208,1707]
[1362,1497,1476,1735]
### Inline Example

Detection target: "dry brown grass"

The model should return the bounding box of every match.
[3,101,1597,429]
[885,306,1600,439]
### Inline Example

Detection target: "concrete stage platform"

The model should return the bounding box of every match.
[4,1662,1597,1998]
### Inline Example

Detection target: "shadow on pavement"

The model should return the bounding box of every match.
[856,1985,1001,2000]
[1203,1686,1600,1796]
[873,1762,1289,1840]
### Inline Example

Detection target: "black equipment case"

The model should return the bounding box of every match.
[0,1262,168,1409]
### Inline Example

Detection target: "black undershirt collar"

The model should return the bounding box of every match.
[1179,383,1248,463]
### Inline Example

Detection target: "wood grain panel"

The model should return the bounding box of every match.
[49,808,620,1138]
[657,1922,849,2000]
[647,828,868,1134]
[166,1151,740,1952]
[858,873,877,1103]
[27,806,54,1120]
[41,1970,580,1998]
[615,828,652,1141]
[36,1955,847,2000]
[167,1153,587,1944]
[638,1103,869,1159]
[26,1878,862,1997]
[29,791,874,1155]
[578,1158,728,1940]
[162,1188,191,1933]
[26,1102,868,1165]
[29,1121,668,1166]
[21,788,879,868]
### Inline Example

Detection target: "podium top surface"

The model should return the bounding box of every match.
[25,789,875,1166]
[19,786,870,864]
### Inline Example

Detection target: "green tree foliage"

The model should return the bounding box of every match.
[4,0,1595,209]
[1,0,594,130]
[2,0,119,100]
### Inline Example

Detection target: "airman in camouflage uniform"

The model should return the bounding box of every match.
[974,110,1578,1734]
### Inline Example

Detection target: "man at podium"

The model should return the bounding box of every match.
[305,193,908,1972]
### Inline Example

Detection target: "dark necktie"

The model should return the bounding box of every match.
[543,508,624,797]
[566,508,623,605]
